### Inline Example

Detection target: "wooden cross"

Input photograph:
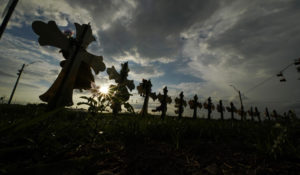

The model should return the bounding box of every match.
[254,107,261,122]
[32,21,106,109]
[137,79,157,117]
[188,95,202,119]
[175,91,187,119]
[217,100,225,120]
[152,87,172,119]
[248,107,254,121]
[106,62,135,115]
[203,97,214,119]
[226,102,237,120]
[265,107,270,120]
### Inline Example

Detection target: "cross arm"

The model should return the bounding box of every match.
[79,51,106,74]
[32,21,70,51]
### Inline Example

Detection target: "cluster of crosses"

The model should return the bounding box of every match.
[139,85,291,121]
[32,20,295,121]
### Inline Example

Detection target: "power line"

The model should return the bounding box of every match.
[245,62,296,94]
[245,75,275,94]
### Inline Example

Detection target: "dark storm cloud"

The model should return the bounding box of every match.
[207,1,300,67]
[129,0,220,59]
[64,0,121,23]
[66,0,221,61]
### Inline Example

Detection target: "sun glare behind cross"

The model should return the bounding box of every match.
[100,86,109,94]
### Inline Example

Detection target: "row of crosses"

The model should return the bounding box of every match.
[149,88,288,121]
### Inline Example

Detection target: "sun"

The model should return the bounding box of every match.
[100,86,109,94]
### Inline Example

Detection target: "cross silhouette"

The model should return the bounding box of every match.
[32,21,106,109]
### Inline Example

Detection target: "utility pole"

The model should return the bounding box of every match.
[8,63,25,104]
[7,61,40,104]
[0,0,19,39]
[230,85,245,120]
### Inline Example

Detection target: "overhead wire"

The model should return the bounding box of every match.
[245,62,295,94]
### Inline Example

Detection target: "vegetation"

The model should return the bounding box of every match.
[0,104,299,174]
[77,83,110,115]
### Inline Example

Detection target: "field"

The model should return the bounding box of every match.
[0,104,299,175]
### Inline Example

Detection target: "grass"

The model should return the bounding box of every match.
[0,104,299,174]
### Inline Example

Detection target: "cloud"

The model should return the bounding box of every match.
[0,70,15,78]
[129,63,164,81]
[80,0,220,64]
[177,0,300,112]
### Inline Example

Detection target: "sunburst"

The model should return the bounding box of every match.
[100,86,109,94]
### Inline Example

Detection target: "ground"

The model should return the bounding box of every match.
[0,104,299,175]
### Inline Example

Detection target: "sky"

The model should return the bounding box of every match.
[0,0,300,118]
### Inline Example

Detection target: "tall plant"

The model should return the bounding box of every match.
[77,83,110,115]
